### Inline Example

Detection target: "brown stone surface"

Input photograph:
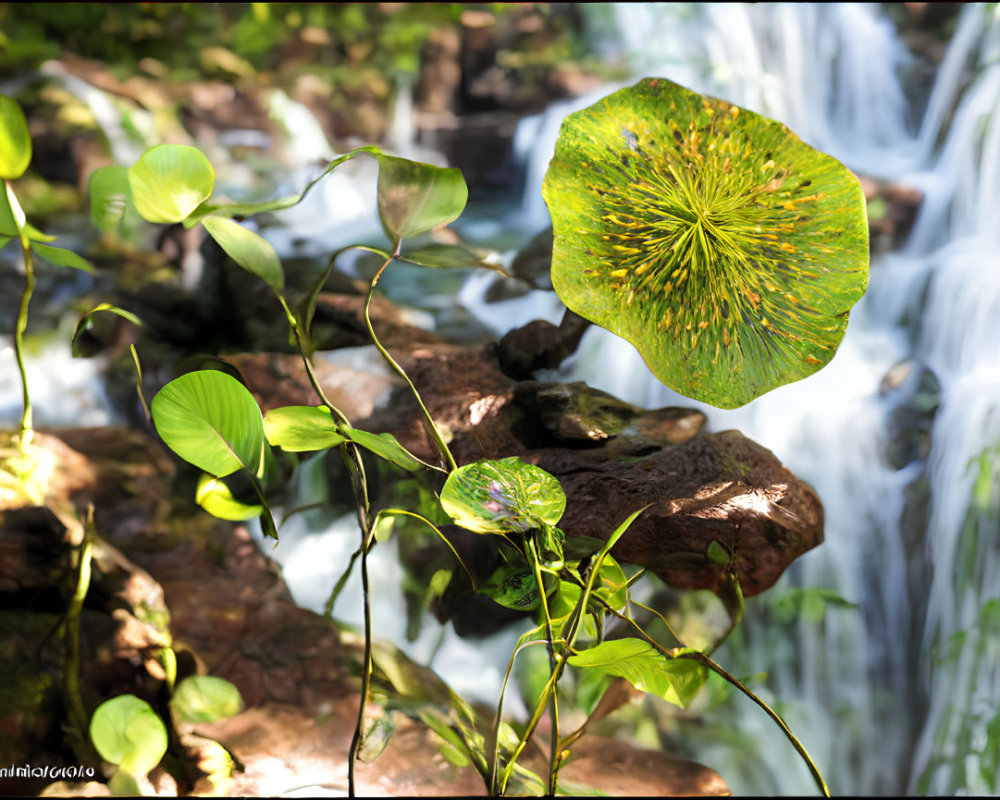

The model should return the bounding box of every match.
[0,425,734,796]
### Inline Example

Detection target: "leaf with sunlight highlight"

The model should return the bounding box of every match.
[0,95,31,180]
[543,78,869,408]
[440,457,566,535]
[151,370,264,479]
[128,144,214,223]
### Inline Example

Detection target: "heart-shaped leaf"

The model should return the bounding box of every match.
[440,457,566,535]
[128,144,214,223]
[0,95,31,180]
[89,694,168,775]
[151,369,264,478]
[202,214,284,291]
[543,78,869,408]
[170,675,244,724]
[568,638,707,709]
[375,153,468,243]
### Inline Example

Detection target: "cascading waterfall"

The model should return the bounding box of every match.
[4,4,999,795]
[486,2,1000,795]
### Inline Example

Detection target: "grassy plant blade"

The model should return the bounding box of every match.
[71,303,143,357]
[31,242,93,272]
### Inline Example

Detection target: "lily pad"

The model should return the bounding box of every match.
[543,78,869,408]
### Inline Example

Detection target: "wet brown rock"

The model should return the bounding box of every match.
[545,430,823,598]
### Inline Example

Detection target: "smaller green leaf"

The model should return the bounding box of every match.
[89,165,133,232]
[170,676,244,724]
[0,95,31,179]
[593,554,628,613]
[357,706,397,763]
[196,473,263,521]
[707,540,730,566]
[151,370,264,478]
[568,638,708,709]
[263,405,345,452]
[89,694,168,775]
[440,457,566,535]
[72,303,143,358]
[375,153,468,243]
[479,564,556,611]
[341,427,426,472]
[128,144,214,223]
[202,214,283,291]
[31,242,93,272]
[772,587,858,624]
[23,221,56,242]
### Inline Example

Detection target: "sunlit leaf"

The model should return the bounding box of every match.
[195,473,262,521]
[151,370,264,478]
[128,144,215,223]
[375,153,468,243]
[170,675,244,724]
[568,638,707,709]
[202,214,283,291]
[263,405,345,452]
[1,181,24,235]
[440,457,566,535]
[543,77,869,408]
[89,165,133,232]
[31,242,93,272]
[89,694,168,775]
[0,94,31,180]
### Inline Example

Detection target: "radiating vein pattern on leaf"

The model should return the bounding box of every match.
[543,78,868,408]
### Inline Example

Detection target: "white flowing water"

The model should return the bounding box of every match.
[5,4,1000,796]
[477,3,1000,795]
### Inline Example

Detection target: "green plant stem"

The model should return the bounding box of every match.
[64,508,97,764]
[14,235,35,451]
[364,246,457,472]
[607,606,830,798]
[526,535,561,795]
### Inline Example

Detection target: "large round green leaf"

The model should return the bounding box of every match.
[0,95,31,180]
[440,457,566,535]
[151,370,264,478]
[89,694,168,775]
[128,144,214,223]
[543,78,869,408]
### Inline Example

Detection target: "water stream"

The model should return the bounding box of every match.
[4,3,999,795]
